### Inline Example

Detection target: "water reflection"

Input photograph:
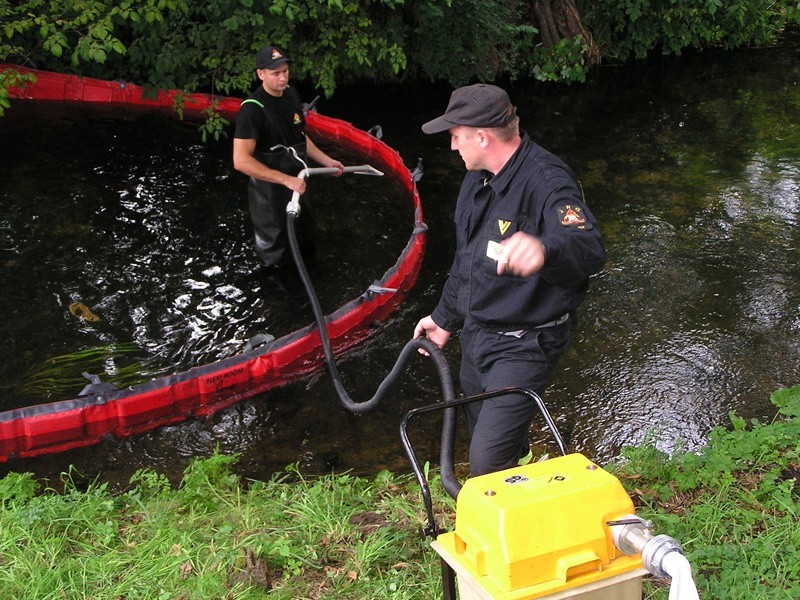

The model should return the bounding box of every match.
[0,108,414,410]
[1,46,799,484]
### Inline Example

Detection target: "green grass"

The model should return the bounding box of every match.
[1,386,798,599]
[0,455,454,599]
[610,385,800,599]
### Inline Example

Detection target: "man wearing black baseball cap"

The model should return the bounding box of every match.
[233,45,343,284]
[420,83,517,134]
[255,45,290,71]
[414,83,607,476]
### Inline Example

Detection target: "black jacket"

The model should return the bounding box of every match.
[432,132,607,332]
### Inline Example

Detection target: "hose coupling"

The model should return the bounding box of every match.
[608,514,654,555]
[641,534,685,578]
[609,514,686,578]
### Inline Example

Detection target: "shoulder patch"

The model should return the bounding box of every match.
[557,204,586,227]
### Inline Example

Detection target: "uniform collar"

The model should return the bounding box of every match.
[481,131,532,195]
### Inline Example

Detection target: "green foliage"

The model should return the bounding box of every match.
[127,468,172,503]
[612,385,800,599]
[3,0,798,121]
[408,0,541,85]
[616,387,800,497]
[177,448,241,512]
[772,384,800,417]
[0,471,38,509]
[0,68,33,117]
[0,0,187,73]
[265,0,407,96]
[530,35,590,83]
[199,101,230,142]
[589,0,800,62]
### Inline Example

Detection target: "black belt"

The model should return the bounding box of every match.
[497,313,570,337]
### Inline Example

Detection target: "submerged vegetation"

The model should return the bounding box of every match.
[12,343,147,400]
[1,385,798,598]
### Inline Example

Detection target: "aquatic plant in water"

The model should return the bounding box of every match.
[16,343,148,399]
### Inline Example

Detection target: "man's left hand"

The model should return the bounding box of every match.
[329,159,345,176]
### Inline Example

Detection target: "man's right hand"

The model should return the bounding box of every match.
[284,176,306,195]
[413,316,450,356]
[497,231,546,277]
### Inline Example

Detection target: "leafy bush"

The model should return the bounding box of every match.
[589,0,800,61]
[3,0,798,102]
[612,385,800,598]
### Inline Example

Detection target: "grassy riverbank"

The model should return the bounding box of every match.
[1,385,798,599]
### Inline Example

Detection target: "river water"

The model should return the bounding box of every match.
[1,45,798,486]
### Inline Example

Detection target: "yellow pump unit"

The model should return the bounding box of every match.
[432,453,647,599]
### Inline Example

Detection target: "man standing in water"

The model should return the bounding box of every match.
[413,84,606,476]
[233,46,343,281]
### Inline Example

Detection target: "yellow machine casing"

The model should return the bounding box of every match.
[433,453,645,598]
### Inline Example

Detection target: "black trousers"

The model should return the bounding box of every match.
[248,177,316,269]
[459,316,574,476]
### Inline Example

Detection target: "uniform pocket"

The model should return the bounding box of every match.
[486,215,521,239]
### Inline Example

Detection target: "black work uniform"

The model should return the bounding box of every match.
[233,85,314,269]
[431,132,607,476]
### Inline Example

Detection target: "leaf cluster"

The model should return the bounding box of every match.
[588,0,800,62]
[3,0,798,116]
[612,385,800,598]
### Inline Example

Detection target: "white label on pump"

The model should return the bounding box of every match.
[503,474,529,485]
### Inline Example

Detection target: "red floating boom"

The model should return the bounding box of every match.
[0,64,426,462]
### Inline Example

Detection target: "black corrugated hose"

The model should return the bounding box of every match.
[287,213,461,499]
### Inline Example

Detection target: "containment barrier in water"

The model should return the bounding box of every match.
[0,64,426,462]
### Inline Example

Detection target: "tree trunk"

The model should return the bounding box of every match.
[531,0,601,65]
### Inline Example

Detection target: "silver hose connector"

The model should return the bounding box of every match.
[641,534,685,578]
[609,514,654,555]
[609,514,700,599]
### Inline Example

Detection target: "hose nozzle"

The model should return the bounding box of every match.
[287,165,385,216]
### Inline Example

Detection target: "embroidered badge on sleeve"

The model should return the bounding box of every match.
[557,204,586,227]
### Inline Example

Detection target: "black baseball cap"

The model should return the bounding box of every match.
[256,46,289,70]
[422,84,515,134]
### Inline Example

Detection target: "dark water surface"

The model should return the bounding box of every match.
[1,45,799,486]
